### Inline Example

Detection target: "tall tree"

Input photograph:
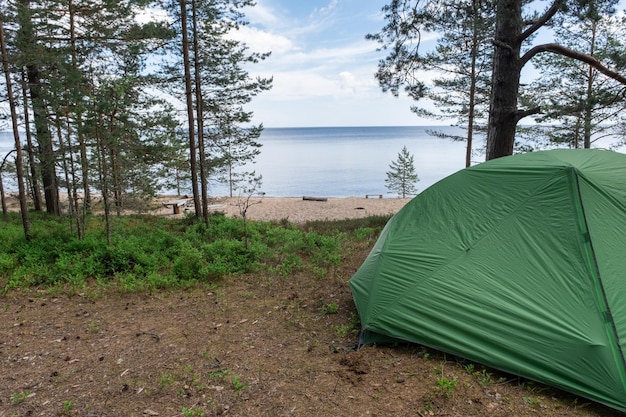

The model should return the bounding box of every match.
[15,0,60,214]
[371,0,626,160]
[197,4,270,200]
[370,0,495,168]
[191,0,212,226]
[159,0,271,216]
[522,7,626,149]
[19,69,42,211]
[486,0,626,158]
[178,0,202,217]
[0,16,30,239]
[6,0,174,222]
[208,118,263,198]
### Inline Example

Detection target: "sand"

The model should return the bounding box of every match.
[3,193,412,223]
[158,196,412,223]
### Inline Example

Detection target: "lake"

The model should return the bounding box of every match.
[0,126,475,197]
[211,126,472,197]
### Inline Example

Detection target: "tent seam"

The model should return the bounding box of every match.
[572,167,626,395]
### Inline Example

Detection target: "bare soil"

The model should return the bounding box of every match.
[2,263,625,416]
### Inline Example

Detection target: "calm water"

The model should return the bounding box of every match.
[0,126,473,197]
[211,126,471,197]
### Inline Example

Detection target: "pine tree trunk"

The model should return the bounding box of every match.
[0,171,6,216]
[68,0,91,214]
[19,0,60,214]
[192,0,210,227]
[20,70,42,211]
[485,0,523,160]
[180,0,201,216]
[466,0,479,168]
[1,18,30,239]
[583,21,596,149]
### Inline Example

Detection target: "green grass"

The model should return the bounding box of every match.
[0,211,392,293]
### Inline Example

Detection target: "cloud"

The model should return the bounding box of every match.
[317,0,340,14]
[242,1,283,27]
[229,26,297,56]
[338,71,360,93]
[257,65,380,102]
[232,1,427,126]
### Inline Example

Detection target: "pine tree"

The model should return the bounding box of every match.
[521,10,626,150]
[158,0,271,222]
[369,0,495,167]
[385,146,419,198]
[371,0,626,160]
[0,17,30,239]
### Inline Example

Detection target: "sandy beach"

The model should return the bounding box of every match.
[158,195,412,223]
[2,193,412,223]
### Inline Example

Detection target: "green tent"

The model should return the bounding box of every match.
[349,149,626,411]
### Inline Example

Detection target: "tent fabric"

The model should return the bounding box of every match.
[349,149,626,412]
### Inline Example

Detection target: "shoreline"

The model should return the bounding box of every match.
[2,193,413,224]
[158,195,412,223]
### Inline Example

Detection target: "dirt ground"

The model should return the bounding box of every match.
[2,196,626,416]
[2,266,626,416]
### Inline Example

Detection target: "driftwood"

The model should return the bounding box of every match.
[302,196,328,202]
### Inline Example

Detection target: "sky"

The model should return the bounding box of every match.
[229,0,434,128]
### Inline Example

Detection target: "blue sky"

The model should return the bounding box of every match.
[233,1,626,129]
[230,0,434,128]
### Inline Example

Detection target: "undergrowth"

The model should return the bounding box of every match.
[0,211,390,293]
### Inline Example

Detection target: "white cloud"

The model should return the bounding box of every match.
[339,71,357,90]
[242,2,283,27]
[234,1,430,126]
[316,0,339,15]
[229,26,297,55]
[267,71,336,99]
[338,71,378,94]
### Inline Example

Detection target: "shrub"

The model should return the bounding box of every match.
[172,245,205,281]
[0,208,388,292]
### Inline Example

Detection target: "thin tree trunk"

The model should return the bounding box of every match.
[68,0,91,214]
[20,70,42,211]
[58,111,83,239]
[229,156,233,198]
[180,0,201,216]
[66,122,83,239]
[0,171,6,216]
[110,146,123,217]
[1,18,30,239]
[191,0,210,227]
[96,131,112,246]
[583,21,597,149]
[465,0,480,168]
[77,123,91,214]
